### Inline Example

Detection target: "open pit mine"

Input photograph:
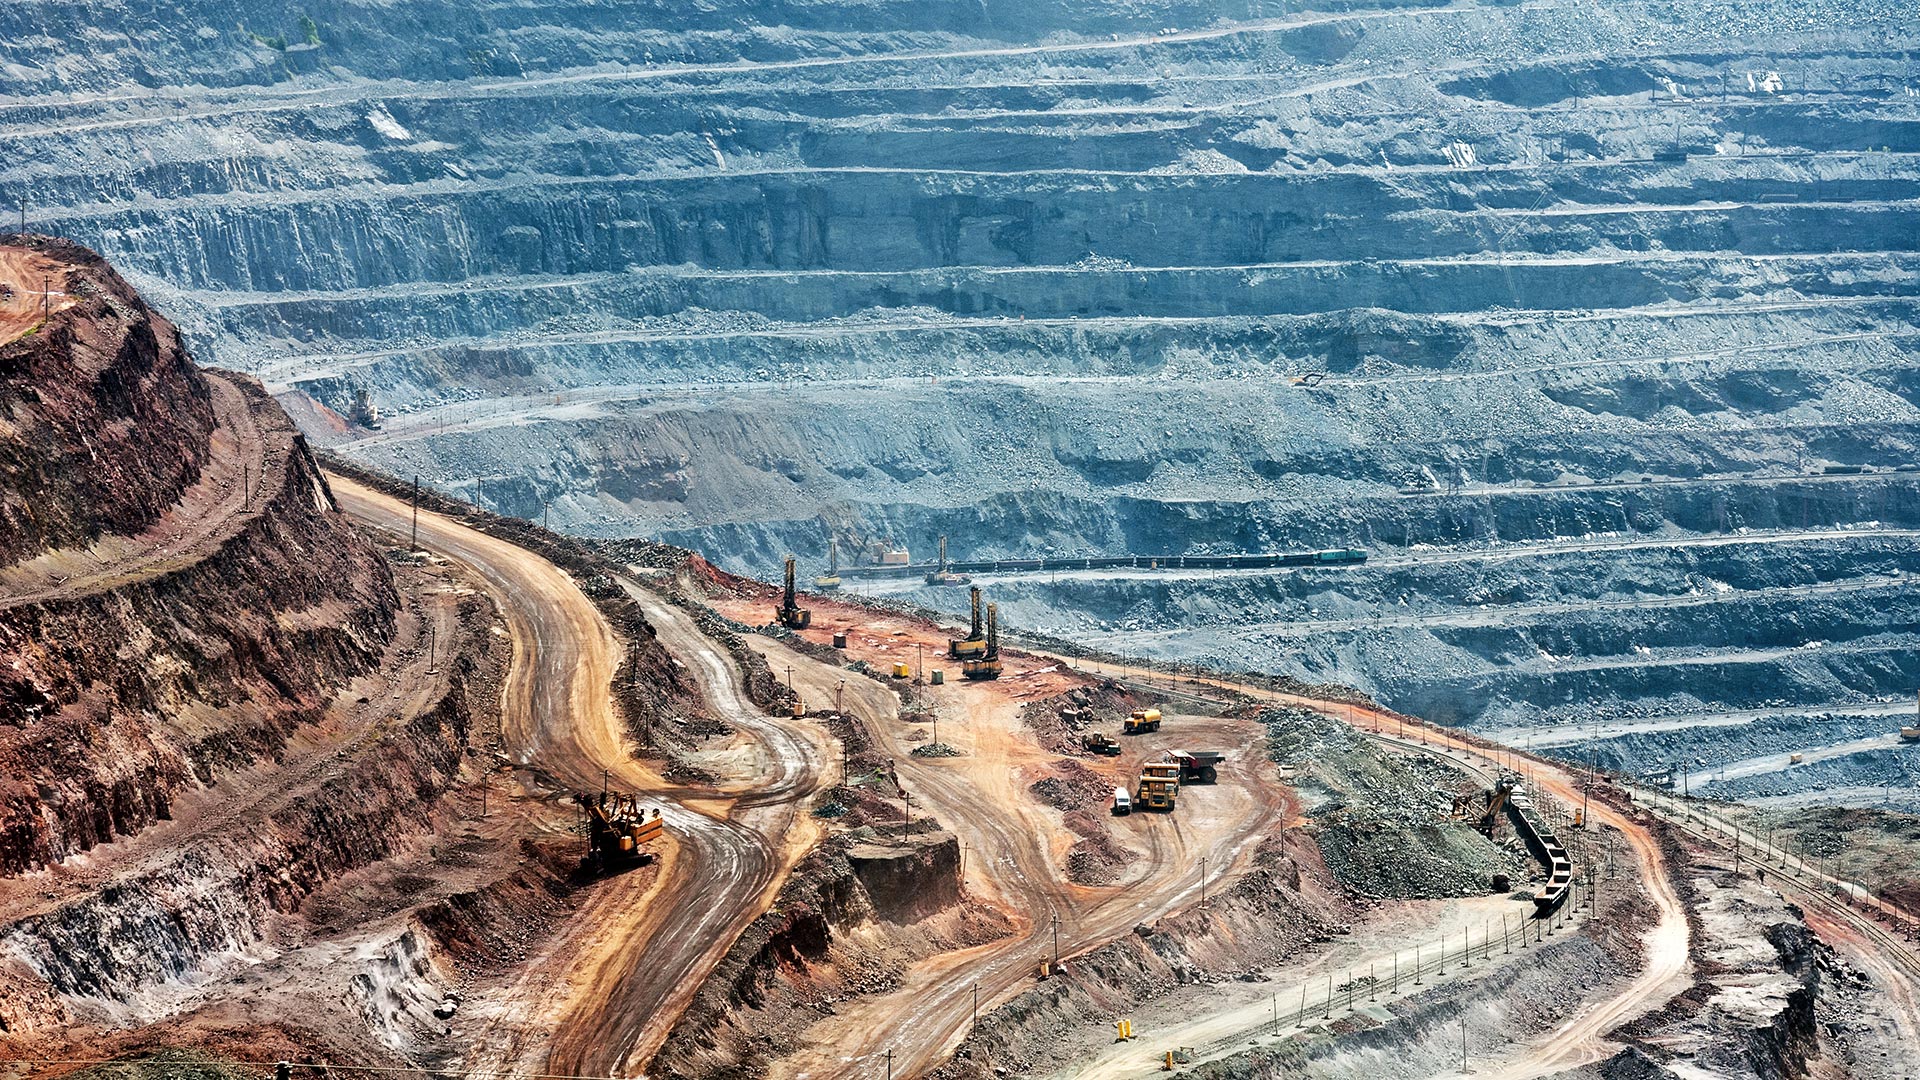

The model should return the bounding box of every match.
[4,0,1920,1079]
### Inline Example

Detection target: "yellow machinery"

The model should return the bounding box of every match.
[925,535,971,585]
[961,602,1003,680]
[1475,777,1513,837]
[777,556,812,629]
[891,661,911,679]
[814,539,842,590]
[1122,708,1162,735]
[1137,758,1180,811]
[579,793,663,874]
[949,586,988,659]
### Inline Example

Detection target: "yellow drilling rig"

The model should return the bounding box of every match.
[925,535,971,585]
[815,539,843,590]
[961,601,1003,680]
[777,555,812,629]
[949,586,988,660]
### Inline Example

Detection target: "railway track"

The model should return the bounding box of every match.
[1097,654,1920,1067]
[1628,786,1920,974]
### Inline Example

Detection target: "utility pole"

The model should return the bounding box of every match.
[884,1049,893,1080]
[835,679,845,712]
[1051,912,1060,965]
[1199,856,1208,907]
[426,622,438,675]
[242,465,251,511]
[785,665,794,689]
[972,981,979,1033]
[410,476,420,550]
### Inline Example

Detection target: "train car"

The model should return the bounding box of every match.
[1504,784,1575,916]
[1313,548,1368,564]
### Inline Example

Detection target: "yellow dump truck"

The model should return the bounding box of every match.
[1122,708,1162,735]
[1137,759,1181,811]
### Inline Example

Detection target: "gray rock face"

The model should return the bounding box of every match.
[4,0,1917,800]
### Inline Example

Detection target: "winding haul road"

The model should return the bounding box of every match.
[743,630,1298,1080]
[328,472,1284,1080]
[322,474,1877,1080]
[326,474,831,1078]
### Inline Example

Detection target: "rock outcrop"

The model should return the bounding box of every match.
[0,237,398,876]
[0,237,214,566]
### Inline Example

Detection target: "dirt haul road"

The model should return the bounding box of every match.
[327,476,829,1079]
[1253,691,1690,1080]
[1636,789,1920,1051]
[0,245,76,346]
[1069,662,1692,1080]
[0,371,271,607]
[720,596,1296,1080]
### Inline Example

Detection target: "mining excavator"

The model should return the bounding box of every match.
[777,555,812,629]
[925,535,971,586]
[1473,777,1515,837]
[961,601,1003,680]
[950,586,989,660]
[579,793,663,874]
[814,539,843,590]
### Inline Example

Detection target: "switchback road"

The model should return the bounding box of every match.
[327,475,830,1078]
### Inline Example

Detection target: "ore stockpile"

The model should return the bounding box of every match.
[3,0,1916,807]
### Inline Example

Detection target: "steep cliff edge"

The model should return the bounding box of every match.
[0,236,215,567]
[0,237,399,877]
